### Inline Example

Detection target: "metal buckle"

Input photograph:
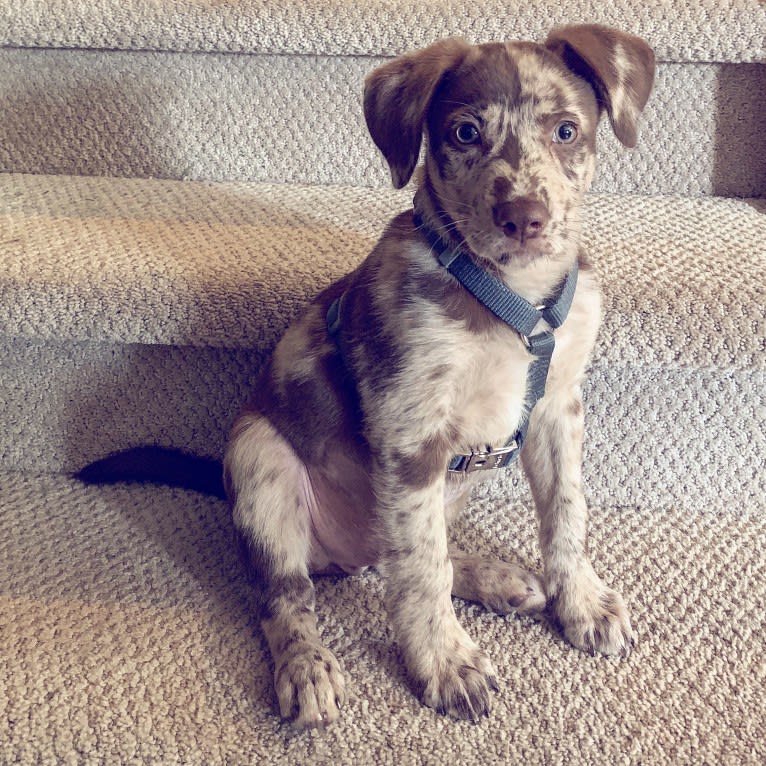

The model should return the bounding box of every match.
[520,305,548,352]
[449,442,519,473]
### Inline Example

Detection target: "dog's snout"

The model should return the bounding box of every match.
[493,198,550,242]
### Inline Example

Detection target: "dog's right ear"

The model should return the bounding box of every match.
[364,39,471,189]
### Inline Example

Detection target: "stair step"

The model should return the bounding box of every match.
[2,0,765,194]
[1,48,763,195]
[3,334,762,510]
[4,0,763,61]
[2,173,763,365]
[1,172,764,508]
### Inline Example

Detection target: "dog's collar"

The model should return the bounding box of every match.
[412,210,578,338]
[413,209,579,473]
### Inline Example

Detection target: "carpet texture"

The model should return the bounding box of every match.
[3,0,764,61]
[1,175,764,509]
[1,51,764,194]
[1,473,764,764]
[2,1,765,762]
[2,175,763,358]
[3,339,764,513]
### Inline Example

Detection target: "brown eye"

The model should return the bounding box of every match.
[455,122,480,145]
[553,121,578,144]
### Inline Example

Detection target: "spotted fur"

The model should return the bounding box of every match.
[224,25,654,727]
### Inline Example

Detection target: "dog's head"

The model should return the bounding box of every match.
[364,26,655,264]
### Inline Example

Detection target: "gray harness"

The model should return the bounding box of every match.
[326,211,578,474]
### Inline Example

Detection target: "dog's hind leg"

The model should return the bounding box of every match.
[449,547,546,616]
[225,414,346,729]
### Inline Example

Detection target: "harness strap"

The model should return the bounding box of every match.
[417,212,578,472]
[327,210,578,474]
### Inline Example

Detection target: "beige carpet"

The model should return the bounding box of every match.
[3,0,763,62]
[2,3,764,761]
[1,175,764,509]
[1,51,764,196]
[2,472,764,764]
[3,175,763,361]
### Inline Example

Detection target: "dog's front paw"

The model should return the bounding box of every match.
[274,642,346,729]
[549,566,635,657]
[412,631,498,721]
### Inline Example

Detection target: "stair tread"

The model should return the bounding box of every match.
[1,173,764,370]
[3,0,763,63]
[2,469,764,765]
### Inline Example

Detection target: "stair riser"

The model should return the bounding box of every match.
[4,339,763,510]
[1,48,763,197]
[1,340,256,476]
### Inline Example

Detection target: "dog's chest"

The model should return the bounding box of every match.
[447,329,531,448]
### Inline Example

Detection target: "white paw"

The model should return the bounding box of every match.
[550,566,636,657]
[274,642,346,728]
[475,560,546,615]
[411,625,498,721]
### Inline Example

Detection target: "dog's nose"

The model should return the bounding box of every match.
[493,197,550,241]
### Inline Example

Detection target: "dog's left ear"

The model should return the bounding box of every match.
[364,38,471,188]
[546,25,655,148]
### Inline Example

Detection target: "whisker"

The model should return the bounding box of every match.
[434,196,475,214]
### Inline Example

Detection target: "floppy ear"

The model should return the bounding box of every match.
[364,38,471,188]
[546,25,655,148]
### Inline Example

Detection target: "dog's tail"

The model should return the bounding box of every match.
[75,446,226,500]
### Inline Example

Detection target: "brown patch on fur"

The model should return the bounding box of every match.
[546,25,655,147]
[240,282,370,469]
[427,44,523,169]
[387,432,451,489]
[236,528,276,591]
[346,272,406,397]
[263,574,315,619]
[364,39,472,187]
[406,268,498,335]
[492,176,511,203]
[427,364,452,383]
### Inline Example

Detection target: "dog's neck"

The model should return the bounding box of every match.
[412,180,578,308]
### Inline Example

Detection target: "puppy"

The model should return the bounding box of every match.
[220,24,655,727]
[81,25,655,727]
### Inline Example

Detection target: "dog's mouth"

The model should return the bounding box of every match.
[458,219,557,266]
[417,184,574,269]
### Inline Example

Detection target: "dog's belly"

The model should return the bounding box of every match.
[304,449,379,575]
[303,451,479,575]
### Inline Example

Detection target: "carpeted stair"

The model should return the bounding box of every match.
[1,1,765,763]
